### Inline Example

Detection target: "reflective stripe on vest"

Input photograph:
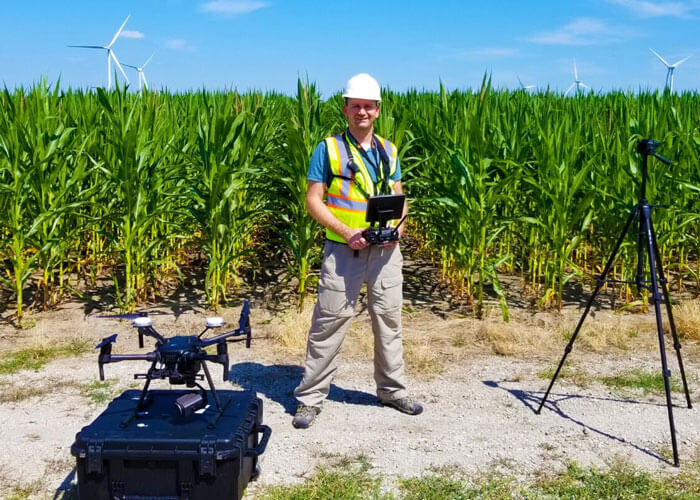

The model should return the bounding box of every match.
[324,133,398,243]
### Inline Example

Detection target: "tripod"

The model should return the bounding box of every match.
[535,139,692,467]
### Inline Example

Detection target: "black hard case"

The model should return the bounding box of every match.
[71,389,270,500]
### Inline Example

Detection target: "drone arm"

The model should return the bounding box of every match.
[139,326,166,344]
[200,299,252,347]
[98,352,158,380]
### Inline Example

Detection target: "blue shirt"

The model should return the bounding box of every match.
[307,132,402,186]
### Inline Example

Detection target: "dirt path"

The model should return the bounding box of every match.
[0,303,698,498]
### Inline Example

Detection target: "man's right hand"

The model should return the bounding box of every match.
[345,229,369,251]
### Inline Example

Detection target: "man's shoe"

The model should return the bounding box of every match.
[380,397,423,415]
[292,405,321,429]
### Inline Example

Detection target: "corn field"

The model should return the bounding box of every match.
[1,78,699,321]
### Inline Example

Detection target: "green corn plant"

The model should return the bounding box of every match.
[269,79,327,310]
[91,87,179,311]
[187,92,275,309]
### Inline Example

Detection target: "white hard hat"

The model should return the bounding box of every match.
[342,73,381,102]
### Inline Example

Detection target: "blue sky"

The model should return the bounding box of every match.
[1,0,698,96]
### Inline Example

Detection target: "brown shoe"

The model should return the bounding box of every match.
[292,405,321,429]
[380,397,423,415]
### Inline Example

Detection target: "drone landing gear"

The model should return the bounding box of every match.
[120,360,232,430]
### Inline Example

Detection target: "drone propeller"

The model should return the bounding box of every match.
[90,311,176,320]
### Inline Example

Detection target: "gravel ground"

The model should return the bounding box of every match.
[0,303,698,499]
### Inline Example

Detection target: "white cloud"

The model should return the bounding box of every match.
[200,0,269,16]
[606,0,695,18]
[528,18,636,45]
[165,39,195,52]
[120,30,145,39]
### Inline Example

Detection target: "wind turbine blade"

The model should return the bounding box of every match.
[671,55,691,67]
[525,85,535,90]
[142,53,155,68]
[107,15,131,48]
[122,63,138,69]
[573,59,578,80]
[68,45,106,49]
[650,48,670,67]
[110,50,130,84]
[565,82,575,96]
[580,82,590,89]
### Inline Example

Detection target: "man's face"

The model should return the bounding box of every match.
[343,98,380,132]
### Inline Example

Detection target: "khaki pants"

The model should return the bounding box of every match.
[294,240,408,407]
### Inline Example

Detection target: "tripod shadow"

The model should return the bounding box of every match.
[53,468,77,499]
[483,380,674,465]
[227,362,380,415]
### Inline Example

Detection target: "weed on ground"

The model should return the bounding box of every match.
[0,340,89,375]
[255,455,700,500]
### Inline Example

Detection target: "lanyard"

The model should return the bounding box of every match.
[341,131,391,196]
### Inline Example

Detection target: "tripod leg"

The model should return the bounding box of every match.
[649,217,692,409]
[636,206,646,293]
[642,205,680,466]
[536,208,638,415]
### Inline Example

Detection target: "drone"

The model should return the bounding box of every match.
[95,300,252,428]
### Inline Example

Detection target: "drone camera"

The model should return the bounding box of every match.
[174,392,207,416]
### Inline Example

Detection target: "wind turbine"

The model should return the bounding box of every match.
[650,48,691,93]
[564,59,590,96]
[124,53,154,91]
[517,75,535,90]
[69,15,131,90]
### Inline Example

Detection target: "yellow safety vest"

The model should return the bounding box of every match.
[324,132,398,243]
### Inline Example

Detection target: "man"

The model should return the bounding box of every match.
[292,73,423,429]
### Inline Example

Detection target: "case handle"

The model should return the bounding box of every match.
[245,425,271,457]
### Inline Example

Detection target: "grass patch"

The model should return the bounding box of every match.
[80,379,121,405]
[403,338,444,377]
[536,363,592,388]
[399,471,513,499]
[672,300,700,341]
[600,368,685,395]
[0,339,90,374]
[533,459,700,499]
[0,380,78,404]
[257,454,391,500]
[264,302,315,355]
[257,456,700,499]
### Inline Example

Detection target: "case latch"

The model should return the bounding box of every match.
[86,439,104,474]
[199,437,217,477]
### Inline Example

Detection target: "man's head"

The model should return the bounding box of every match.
[342,73,381,135]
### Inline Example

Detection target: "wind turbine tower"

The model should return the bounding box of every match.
[69,16,131,90]
[564,59,590,96]
[517,75,535,90]
[124,54,154,91]
[650,48,691,93]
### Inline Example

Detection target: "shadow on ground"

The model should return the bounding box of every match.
[228,362,380,415]
[54,469,76,499]
[483,379,677,465]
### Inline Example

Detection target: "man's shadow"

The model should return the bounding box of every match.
[227,362,381,415]
[53,469,76,499]
[483,380,676,465]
